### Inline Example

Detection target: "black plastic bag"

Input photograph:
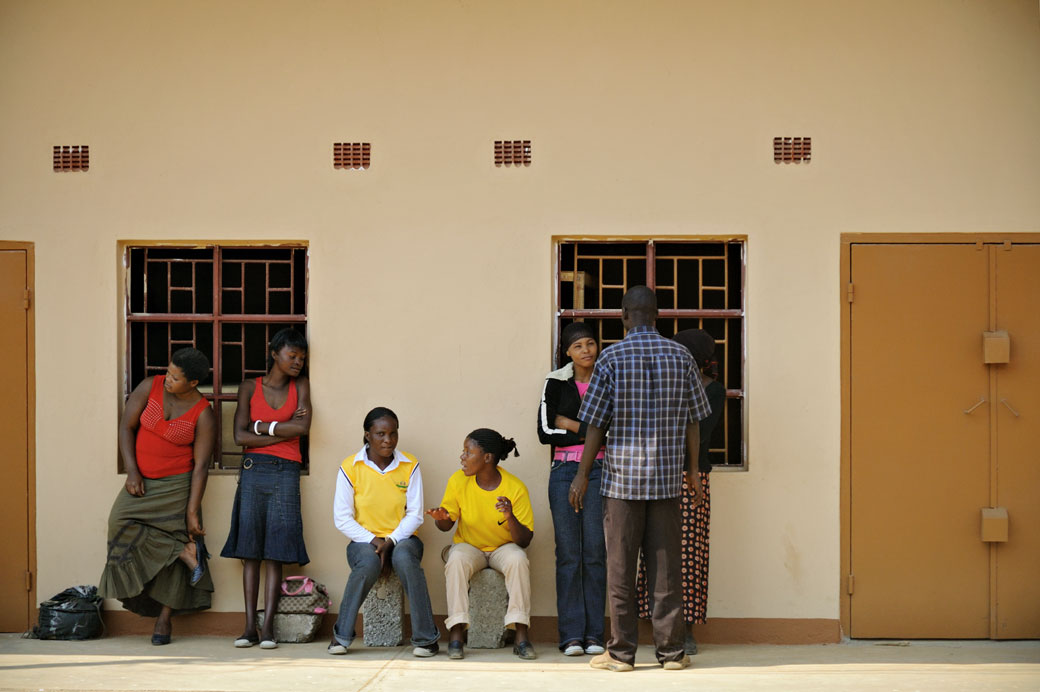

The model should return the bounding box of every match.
[32,585,104,640]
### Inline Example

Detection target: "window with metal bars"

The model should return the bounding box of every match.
[124,245,308,471]
[556,240,746,468]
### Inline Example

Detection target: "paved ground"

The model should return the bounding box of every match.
[1,635,1037,692]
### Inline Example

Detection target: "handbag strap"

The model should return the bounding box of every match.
[281,576,313,596]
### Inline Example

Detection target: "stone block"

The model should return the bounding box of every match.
[256,610,321,643]
[467,568,508,648]
[361,572,404,647]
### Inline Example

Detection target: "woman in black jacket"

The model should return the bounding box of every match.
[537,322,606,657]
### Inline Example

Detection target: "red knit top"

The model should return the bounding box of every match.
[136,375,210,479]
[247,376,302,462]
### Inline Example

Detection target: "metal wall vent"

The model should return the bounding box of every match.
[774,137,811,164]
[494,140,531,167]
[333,143,371,170]
[54,145,89,172]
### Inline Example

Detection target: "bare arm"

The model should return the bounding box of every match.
[232,379,272,448]
[425,507,456,532]
[495,497,533,549]
[118,379,152,496]
[266,376,311,438]
[684,421,704,505]
[185,406,216,537]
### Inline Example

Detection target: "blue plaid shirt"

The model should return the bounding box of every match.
[578,326,712,500]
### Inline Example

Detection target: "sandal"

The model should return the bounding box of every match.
[189,537,210,587]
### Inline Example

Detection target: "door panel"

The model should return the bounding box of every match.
[994,245,1040,638]
[850,244,990,638]
[0,250,30,632]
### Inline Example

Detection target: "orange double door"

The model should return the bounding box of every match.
[848,242,1039,639]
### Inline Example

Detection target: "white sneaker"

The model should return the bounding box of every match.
[327,641,348,655]
[563,643,585,656]
[259,639,278,650]
[584,642,605,655]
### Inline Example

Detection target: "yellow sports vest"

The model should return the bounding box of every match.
[341,452,419,538]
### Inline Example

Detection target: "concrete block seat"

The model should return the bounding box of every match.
[441,544,510,649]
[361,572,404,647]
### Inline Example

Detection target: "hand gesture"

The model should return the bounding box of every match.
[125,471,146,497]
[495,496,514,519]
[426,507,451,522]
[292,407,309,420]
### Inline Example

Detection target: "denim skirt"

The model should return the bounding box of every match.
[220,454,310,565]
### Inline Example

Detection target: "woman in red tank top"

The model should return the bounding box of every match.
[220,328,312,649]
[98,348,216,646]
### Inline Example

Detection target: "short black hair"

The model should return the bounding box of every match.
[363,406,399,445]
[466,428,519,465]
[171,347,210,384]
[270,328,308,355]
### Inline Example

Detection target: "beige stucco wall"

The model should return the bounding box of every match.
[2,0,1038,624]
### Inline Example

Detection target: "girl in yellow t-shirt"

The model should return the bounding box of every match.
[427,428,536,661]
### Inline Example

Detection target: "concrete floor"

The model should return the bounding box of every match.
[1,635,1037,692]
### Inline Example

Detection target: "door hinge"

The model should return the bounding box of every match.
[25,571,32,591]
[23,289,31,310]
[846,283,855,303]
[847,574,855,595]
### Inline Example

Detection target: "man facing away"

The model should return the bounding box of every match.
[569,285,711,672]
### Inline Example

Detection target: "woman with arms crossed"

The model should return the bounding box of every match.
[221,328,312,649]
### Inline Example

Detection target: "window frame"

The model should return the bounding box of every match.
[553,236,748,471]
[120,242,309,472]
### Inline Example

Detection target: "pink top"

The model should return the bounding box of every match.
[136,375,210,479]
[553,381,605,463]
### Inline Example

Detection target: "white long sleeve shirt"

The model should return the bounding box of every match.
[333,446,424,545]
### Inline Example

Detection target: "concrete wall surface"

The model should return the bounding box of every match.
[1,0,1038,627]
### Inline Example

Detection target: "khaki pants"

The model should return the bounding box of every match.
[444,542,531,630]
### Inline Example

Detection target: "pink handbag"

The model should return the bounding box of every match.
[278,576,331,615]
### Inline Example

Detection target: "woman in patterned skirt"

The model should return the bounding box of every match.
[635,329,725,655]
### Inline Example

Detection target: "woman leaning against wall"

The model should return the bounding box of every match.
[99,347,216,646]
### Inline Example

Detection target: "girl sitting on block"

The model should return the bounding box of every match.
[427,428,536,661]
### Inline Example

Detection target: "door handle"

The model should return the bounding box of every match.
[962,397,987,415]
[1000,399,1020,417]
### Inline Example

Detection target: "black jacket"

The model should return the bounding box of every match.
[536,362,588,448]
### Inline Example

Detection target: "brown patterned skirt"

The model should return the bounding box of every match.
[635,471,709,624]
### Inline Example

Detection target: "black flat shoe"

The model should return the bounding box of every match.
[448,641,464,659]
[190,537,210,587]
[151,633,171,646]
[513,641,537,660]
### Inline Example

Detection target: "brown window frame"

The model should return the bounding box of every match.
[554,237,747,470]
[122,243,308,472]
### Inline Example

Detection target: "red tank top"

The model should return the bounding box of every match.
[136,375,210,479]
[247,376,302,462]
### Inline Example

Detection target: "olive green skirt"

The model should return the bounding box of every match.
[98,471,213,617]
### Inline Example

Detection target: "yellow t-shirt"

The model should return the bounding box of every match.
[341,451,419,538]
[440,466,534,552]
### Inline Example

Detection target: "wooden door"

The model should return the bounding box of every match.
[849,244,990,638]
[0,250,31,632]
[993,245,1040,638]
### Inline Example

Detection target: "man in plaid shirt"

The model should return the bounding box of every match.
[570,286,711,672]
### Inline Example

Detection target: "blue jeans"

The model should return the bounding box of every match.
[548,459,606,648]
[333,536,439,648]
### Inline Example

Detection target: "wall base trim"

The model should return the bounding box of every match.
[101,611,840,645]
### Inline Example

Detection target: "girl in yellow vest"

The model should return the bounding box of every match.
[329,407,439,657]
[427,428,536,661]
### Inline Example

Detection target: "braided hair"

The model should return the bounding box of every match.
[466,428,519,466]
[362,406,399,445]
